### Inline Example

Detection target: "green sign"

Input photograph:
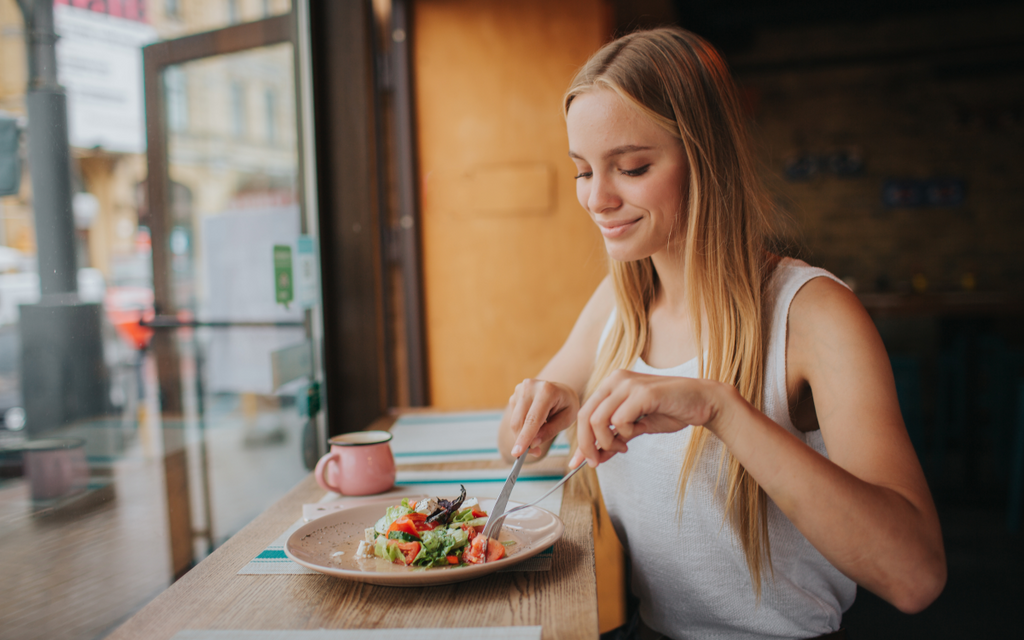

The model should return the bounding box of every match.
[273,244,293,307]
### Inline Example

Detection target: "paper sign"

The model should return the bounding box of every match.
[295,235,318,308]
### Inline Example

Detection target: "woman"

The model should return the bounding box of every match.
[498,27,945,639]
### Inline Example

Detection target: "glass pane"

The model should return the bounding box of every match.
[0,3,317,639]
[163,42,311,553]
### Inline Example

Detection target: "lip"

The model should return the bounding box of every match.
[597,217,641,239]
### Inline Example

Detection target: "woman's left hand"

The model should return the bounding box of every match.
[569,369,725,467]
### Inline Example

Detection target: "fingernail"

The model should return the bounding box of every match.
[587,458,598,468]
[511,445,522,457]
[530,437,541,448]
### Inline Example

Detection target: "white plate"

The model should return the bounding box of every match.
[284,495,564,586]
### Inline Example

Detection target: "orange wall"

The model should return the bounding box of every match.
[413,0,612,410]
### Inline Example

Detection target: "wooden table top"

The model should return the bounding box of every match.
[106,422,598,640]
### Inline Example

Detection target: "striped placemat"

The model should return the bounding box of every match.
[389,410,570,464]
[238,469,564,575]
[172,627,543,640]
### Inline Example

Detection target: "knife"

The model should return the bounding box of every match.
[480,452,526,560]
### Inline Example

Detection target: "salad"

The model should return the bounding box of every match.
[356,485,509,567]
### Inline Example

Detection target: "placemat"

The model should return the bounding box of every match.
[238,469,564,575]
[389,410,570,464]
[172,627,542,640]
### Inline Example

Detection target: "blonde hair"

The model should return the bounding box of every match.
[565,27,776,596]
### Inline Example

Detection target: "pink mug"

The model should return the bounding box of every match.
[22,438,89,501]
[314,430,396,495]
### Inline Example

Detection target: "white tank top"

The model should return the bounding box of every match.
[596,258,856,639]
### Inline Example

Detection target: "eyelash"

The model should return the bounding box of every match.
[574,165,651,180]
[621,164,650,177]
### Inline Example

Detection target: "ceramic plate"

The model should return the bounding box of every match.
[284,495,564,586]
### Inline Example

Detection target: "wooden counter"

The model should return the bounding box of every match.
[106,445,599,639]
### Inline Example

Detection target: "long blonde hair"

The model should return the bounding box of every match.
[565,27,776,595]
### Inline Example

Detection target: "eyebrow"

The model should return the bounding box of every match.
[568,144,654,160]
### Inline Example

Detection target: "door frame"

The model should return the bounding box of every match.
[142,1,394,578]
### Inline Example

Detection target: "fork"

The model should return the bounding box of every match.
[483,459,587,538]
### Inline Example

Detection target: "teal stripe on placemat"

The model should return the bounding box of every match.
[256,549,288,560]
[399,475,563,484]
[394,412,504,426]
[394,448,498,458]
[394,444,568,458]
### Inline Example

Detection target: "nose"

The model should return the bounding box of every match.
[586,173,621,214]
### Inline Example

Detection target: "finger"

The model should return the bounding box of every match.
[569,439,625,469]
[507,380,530,435]
[588,384,632,452]
[513,381,566,457]
[515,402,550,456]
[569,447,585,468]
[507,381,535,456]
[609,394,649,442]
[531,402,575,445]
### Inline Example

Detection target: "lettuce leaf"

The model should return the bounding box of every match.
[373,536,406,564]
[375,504,413,535]
[449,508,478,525]
[412,527,469,567]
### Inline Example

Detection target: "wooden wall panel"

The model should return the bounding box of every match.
[412,0,612,409]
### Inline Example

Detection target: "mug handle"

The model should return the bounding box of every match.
[314,451,343,493]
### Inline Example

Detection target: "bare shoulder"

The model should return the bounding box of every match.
[785,275,896,427]
[787,276,879,364]
[789,275,864,324]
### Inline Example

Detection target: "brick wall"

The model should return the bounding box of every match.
[728,3,1024,295]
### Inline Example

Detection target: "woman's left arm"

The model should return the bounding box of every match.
[717,277,946,612]
[572,278,946,613]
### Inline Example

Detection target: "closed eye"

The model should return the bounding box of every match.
[574,171,592,180]
[621,164,650,177]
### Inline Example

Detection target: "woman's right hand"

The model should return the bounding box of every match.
[505,379,580,458]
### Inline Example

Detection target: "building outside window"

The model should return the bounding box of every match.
[264,87,276,144]
[230,80,246,140]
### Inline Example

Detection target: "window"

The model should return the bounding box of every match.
[231,81,246,139]
[265,88,277,143]
[165,66,188,133]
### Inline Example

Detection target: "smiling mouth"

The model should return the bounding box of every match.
[598,217,641,239]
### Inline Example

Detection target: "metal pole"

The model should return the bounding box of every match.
[16,0,107,436]
[18,0,78,297]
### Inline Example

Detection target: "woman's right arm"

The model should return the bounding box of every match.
[498,276,617,462]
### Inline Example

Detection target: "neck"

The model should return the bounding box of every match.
[649,243,691,315]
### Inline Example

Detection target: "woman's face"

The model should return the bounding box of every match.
[566,88,689,263]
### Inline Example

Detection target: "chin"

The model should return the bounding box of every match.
[602,240,651,263]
